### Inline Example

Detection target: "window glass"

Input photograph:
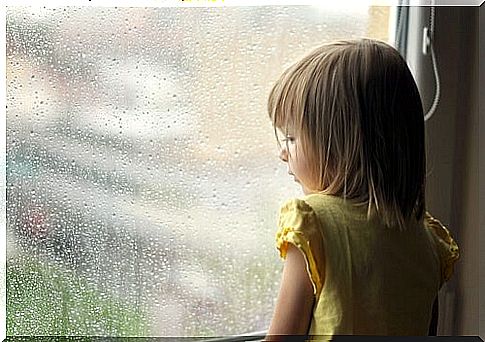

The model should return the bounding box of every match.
[6,5,391,336]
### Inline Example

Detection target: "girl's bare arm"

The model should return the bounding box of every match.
[266,244,315,340]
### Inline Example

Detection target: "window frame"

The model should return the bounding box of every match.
[3,4,400,339]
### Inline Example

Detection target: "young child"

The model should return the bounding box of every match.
[265,39,459,338]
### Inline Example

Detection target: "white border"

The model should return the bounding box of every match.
[1,0,481,339]
[3,0,485,7]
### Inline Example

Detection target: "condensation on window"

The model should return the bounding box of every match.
[6,6,389,336]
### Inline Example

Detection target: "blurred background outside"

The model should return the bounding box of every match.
[5,5,391,336]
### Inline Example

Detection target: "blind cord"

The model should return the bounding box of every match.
[424,6,441,122]
[395,6,405,50]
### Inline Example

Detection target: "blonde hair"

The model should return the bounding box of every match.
[268,39,425,229]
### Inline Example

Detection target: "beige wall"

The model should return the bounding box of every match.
[367,7,390,41]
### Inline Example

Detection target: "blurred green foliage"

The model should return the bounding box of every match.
[7,257,149,336]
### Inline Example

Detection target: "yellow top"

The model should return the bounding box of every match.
[275,194,459,337]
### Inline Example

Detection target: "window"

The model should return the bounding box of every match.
[6,4,393,336]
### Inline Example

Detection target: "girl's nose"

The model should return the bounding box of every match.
[279,146,288,162]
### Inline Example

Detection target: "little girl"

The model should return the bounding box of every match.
[265,39,459,338]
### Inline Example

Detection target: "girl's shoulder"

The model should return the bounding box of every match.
[299,193,369,220]
[278,194,336,225]
[286,193,346,211]
[277,197,320,235]
[423,212,460,284]
[276,196,325,296]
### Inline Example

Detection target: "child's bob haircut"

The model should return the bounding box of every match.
[268,38,426,229]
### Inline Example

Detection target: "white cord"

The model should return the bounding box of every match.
[429,4,435,35]
[395,7,404,49]
[394,1,408,51]
[424,6,441,122]
[424,41,441,121]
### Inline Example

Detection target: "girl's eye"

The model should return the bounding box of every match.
[282,136,295,143]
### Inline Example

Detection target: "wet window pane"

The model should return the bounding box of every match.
[6,6,391,336]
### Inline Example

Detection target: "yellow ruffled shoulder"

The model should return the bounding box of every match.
[424,212,460,283]
[275,198,324,297]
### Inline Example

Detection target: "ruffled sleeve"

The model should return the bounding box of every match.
[275,198,324,297]
[424,212,460,285]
